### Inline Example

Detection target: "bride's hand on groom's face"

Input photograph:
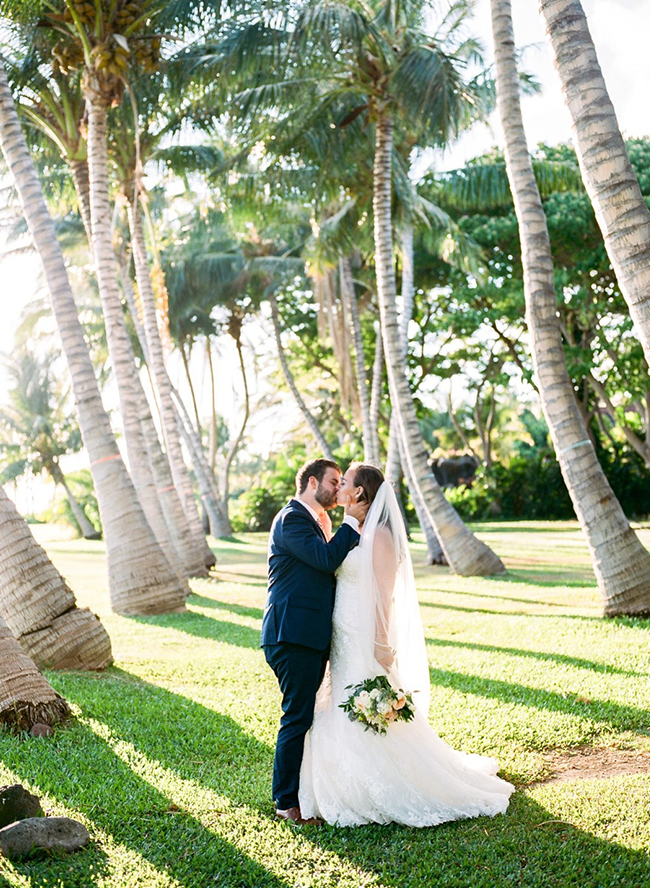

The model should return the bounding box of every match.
[344,494,368,524]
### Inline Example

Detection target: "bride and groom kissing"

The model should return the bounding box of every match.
[261,458,514,827]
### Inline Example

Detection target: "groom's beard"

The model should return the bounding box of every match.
[315,485,338,510]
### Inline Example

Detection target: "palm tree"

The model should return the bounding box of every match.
[0,485,113,668]
[0,58,187,615]
[0,612,70,731]
[491,0,650,615]
[539,0,650,369]
[0,349,101,540]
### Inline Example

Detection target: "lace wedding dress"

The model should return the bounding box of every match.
[299,484,514,828]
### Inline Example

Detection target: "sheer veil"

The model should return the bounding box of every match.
[355,481,431,715]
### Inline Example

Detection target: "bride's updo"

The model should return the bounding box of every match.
[349,463,385,507]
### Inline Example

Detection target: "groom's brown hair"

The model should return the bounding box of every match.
[296,458,340,493]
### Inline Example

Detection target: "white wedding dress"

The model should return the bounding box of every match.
[299,483,514,827]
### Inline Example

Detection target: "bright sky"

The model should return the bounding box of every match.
[2,0,649,477]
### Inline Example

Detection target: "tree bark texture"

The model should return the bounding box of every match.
[340,256,375,462]
[493,0,650,615]
[373,113,504,576]
[0,61,185,616]
[0,486,113,670]
[540,0,650,369]
[0,613,70,731]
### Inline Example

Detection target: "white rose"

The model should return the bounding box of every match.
[378,701,392,716]
[357,691,371,708]
[370,689,381,700]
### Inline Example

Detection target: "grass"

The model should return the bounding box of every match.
[1,520,649,887]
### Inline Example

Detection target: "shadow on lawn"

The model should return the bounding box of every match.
[420,600,602,620]
[188,593,264,621]
[299,791,650,888]
[131,612,261,650]
[0,669,285,888]
[426,664,650,734]
[427,637,650,679]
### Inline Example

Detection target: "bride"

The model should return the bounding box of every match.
[299,463,514,827]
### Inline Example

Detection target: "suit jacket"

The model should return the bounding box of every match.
[260,499,360,651]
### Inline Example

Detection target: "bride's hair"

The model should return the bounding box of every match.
[349,463,384,506]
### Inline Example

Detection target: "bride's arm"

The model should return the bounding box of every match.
[373,527,397,670]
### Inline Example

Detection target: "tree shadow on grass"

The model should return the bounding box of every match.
[299,791,650,888]
[130,612,261,650]
[188,593,264,621]
[0,670,287,888]
[419,600,602,620]
[427,636,650,679]
[426,665,650,734]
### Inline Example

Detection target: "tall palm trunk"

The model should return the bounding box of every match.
[386,226,445,564]
[269,293,336,460]
[0,613,70,731]
[127,198,229,539]
[220,318,251,517]
[0,61,185,616]
[373,113,504,576]
[84,90,189,607]
[492,0,650,615]
[340,256,376,462]
[117,251,214,572]
[368,326,383,462]
[539,0,650,366]
[0,486,113,669]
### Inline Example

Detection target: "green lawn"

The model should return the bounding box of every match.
[1,521,650,888]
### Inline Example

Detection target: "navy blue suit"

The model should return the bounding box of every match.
[261,499,359,810]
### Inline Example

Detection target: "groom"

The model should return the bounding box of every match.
[261,458,367,825]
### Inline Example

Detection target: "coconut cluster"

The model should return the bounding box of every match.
[48,0,161,78]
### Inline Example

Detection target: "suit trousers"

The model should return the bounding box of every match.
[264,641,329,810]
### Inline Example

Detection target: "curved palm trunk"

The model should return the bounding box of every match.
[373,113,504,576]
[493,0,650,615]
[117,253,214,572]
[340,256,375,462]
[269,292,336,461]
[0,486,112,670]
[539,0,650,366]
[84,91,189,605]
[0,614,70,731]
[0,62,185,616]
[127,198,228,540]
[51,468,101,540]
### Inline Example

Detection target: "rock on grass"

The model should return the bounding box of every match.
[0,817,90,860]
[0,785,43,829]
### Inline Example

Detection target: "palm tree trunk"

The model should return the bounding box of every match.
[373,112,504,576]
[49,463,101,540]
[84,90,189,605]
[0,613,70,731]
[207,338,218,474]
[0,485,112,670]
[492,0,650,615]
[220,320,251,516]
[127,197,228,541]
[269,292,336,461]
[340,256,374,461]
[117,251,214,572]
[539,0,650,367]
[368,326,383,464]
[0,61,185,616]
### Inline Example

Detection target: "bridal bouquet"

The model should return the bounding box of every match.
[339,675,416,735]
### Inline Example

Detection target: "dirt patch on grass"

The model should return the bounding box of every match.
[535,747,650,785]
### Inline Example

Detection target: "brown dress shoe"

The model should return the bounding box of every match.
[274,805,323,826]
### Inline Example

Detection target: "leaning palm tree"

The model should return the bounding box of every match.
[0,58,186,615]
[0,612,70,731]
[251,0,502,573]
[0,485,113,668]
[539,0,650,369]
[491,0,650,615]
